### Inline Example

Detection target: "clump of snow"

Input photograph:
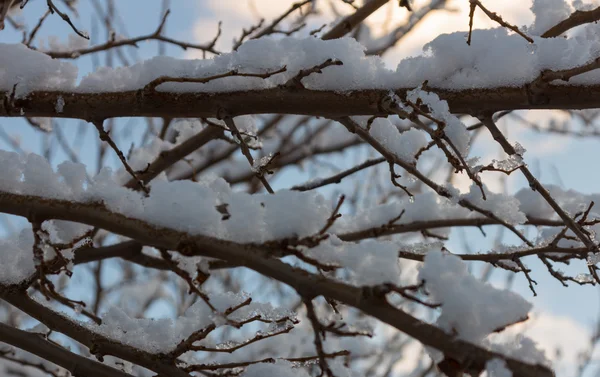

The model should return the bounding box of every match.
[574,273,595,283]
[418,250,532,342]
[142,179,225,236]
[0,229,35,285]
[367,118,429,164]
[302,235,402,286]
[515,184,600,219]
[529,0,571,36]
[406,88,470,157]
[396,26,600,88]
[396,29,538,89]
[0,44,77,96]
[461,184,527,225]
[334,184,527,236]
[29,118,53,132]
[252,153,275,173]
[96,299,213,353]
[488,154,523,172]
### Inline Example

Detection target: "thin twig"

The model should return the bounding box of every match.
[252,0,312,40]
[92,119,149,194]
[46,0,89,39]
[291,157,386,191]
[46,10,221,58]
[467,0,533,45]
[144,66,287,92]
[223,117,275,194]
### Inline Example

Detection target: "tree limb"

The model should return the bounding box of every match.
[0,322,134,377]
[4,85,600,120]
[0,191,554,377]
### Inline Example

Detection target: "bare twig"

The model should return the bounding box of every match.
[92,119,149,194]
[144,66,287,92]
[252,0,312,40]
[284,59,344,89]
[46,10,221,58]
[467,0,533,45]
[124,125,223,189]
[223,117,275,194]
[46,0,88,39]
[291,157,386,191]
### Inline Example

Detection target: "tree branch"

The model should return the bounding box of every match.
[1,292,190,377]
[0,191,554,377]
[5,85,600,120]
[0,322,134,377]
[322,0,390,40]
[542,5,600,38]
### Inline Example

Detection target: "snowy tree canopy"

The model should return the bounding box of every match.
[1,0,600,376]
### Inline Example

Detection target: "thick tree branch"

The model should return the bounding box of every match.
[4,85,600,120]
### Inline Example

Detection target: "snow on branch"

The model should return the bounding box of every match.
[3,1,600,377]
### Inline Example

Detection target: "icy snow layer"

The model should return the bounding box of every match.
[3,25,600,95]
